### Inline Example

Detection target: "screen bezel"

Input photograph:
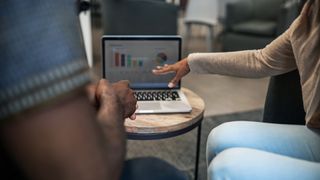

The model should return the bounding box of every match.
[101,35,182,90]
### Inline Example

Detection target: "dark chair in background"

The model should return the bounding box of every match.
[221,0,300,51]
[101,0,178,35]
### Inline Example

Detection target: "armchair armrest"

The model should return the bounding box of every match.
[224,0,253,30]
[276,0,301,34]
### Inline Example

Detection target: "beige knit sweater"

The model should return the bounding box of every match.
[187,1,320,128]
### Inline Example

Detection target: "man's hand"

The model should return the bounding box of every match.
[88,79,136,179]
[111,80,137,120]
[87,79,137,120]
[152,58,190,88]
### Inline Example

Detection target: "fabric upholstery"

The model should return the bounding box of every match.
[0,0,90,120]
[252,0,284,20]
[221,0,298,51]
[231,20,277,36]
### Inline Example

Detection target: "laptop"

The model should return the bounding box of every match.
[102,35,192,114]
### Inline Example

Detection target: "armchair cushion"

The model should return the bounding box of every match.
[252,0,284,21]
[225,1,253,29]
[231,20,277,36]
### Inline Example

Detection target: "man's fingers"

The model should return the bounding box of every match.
[129,113,136,120]
[86,84,98,106]
[98,78,110,86]
[96,79,110,95]
[110,80,137,119]
[124,100,137,119]
[128,103,138,120]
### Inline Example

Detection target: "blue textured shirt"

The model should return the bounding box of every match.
[0,0,91,120]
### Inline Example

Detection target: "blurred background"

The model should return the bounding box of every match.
[81,0,299,117]
[78,0,303,179]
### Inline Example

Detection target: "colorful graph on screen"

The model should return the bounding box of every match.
[113,52,144,67]
[113,51,169,68]
[104,40,179,86]
[155,52,168,65]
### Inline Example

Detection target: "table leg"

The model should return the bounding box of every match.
[194,122,202,180]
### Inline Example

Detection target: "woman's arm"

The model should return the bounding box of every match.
[153,17,301,88]
[187,21,299,78]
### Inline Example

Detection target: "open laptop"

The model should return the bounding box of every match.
[102,35,192,114]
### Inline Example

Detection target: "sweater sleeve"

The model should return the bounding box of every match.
[187,19,299,78]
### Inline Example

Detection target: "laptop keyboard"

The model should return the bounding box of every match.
[134,90,181,101]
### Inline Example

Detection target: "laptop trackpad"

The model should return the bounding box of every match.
[138,102,161,110]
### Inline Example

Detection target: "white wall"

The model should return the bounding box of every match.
[79,8,93,67]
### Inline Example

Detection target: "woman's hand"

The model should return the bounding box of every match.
[152,58,190,88]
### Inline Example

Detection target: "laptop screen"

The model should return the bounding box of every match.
[102,36,181,89]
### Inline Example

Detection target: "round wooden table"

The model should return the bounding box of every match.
[125,88,205,180]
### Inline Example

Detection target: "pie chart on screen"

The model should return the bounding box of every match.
[155,52,167,65]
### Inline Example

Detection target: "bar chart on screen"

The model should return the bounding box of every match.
[111,48,169,69]
[113,51,146,68]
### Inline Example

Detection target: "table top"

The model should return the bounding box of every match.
[125,88,205,139]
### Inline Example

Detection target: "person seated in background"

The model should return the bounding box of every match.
[0,1,136,180]
[153,0,320,179]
